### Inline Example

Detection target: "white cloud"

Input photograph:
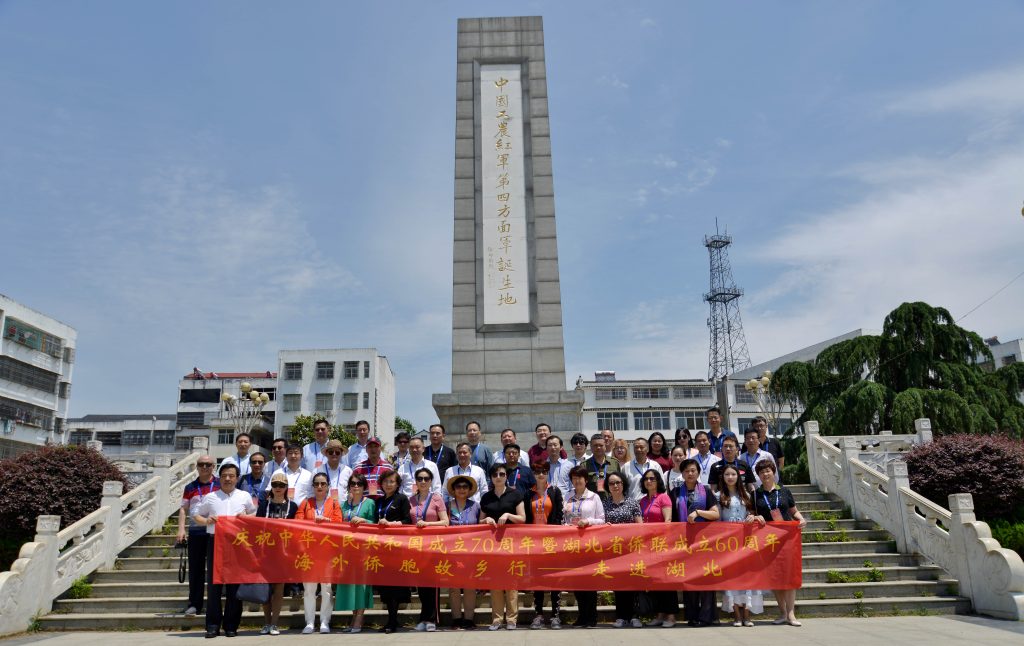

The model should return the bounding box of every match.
[652,153,678,169]
[640,18,657,28]
[885,63,1024,115]
[597,74,630,90]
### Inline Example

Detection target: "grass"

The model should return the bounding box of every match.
[809,511,840,521]
[851,601,869,617]
[825,568,886,584]
[818,592,827,600]
[812,528,851,543]
[27,614,42,632]
[853,590,864,599]
[67,576,92,599]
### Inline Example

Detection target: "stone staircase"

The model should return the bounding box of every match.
[38,484,971,631]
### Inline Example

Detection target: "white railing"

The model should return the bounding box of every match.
[0,448,203,635]
[805,419,1024,620]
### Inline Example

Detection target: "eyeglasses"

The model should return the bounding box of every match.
[197,462,214,467]
[492,473,507,478]
[571,440,586,445]
[415,476,432,482]
[348,482,364,488]
[271,483,287,489]
[397,440,409,444]
[313,482,328,488]
[643,476,658,482]
[608,480,623,486]
[250,462,265,466]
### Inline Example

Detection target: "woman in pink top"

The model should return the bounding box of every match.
[639,468,678,628]
[409,467,449,632]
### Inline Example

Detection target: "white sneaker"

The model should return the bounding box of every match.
[269,625,280,636]
[663,620,675,628]
[489,623,502,631]
[613,619,627,628]
[302,624,314,634]
[630,618,642,628]
[550,617,562,630]
[646,619,663,627]
[426,623,436,632]
[184,606,198,617]
[507,623,517,630]
[320,624,330,634]
[531,616,545,629]
[415,622,427,632]
[260,625,271,635]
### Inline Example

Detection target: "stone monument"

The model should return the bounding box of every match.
[432,16,583,442]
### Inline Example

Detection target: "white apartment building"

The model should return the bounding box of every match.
[276,348,396,447]
[0,293,77,458]
[176,371,278,460]
[576,371,718,443]
[66,414,179,461]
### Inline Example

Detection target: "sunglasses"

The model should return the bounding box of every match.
[250,461,265,465]
[453,483,470,489]
[571,440,586,445]
[271,483,287,489]
[348,482,364,488]
[492,473,507,478]
[197,463,214,467]
[643,476,658,481]
[608,480,623,486]
[325,450,342,456]
[313,482,329,487]
[415,476,432,482]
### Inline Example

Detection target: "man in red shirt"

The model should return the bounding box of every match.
[526,422,567,465]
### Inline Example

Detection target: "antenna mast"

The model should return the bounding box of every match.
[703,223,752,381]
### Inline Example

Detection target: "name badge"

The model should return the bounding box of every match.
[315,459,323,468]
[368,480,378,495]
[596,477,605,493]
[769,508,783,522]
[330,488,339,501]
[287,487,295,499]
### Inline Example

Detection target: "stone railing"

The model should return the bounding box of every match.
[805,420,1024,620]
[0,448,203,635]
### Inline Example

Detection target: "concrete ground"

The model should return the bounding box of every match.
[3,616,1023,646]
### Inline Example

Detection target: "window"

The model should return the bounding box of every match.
[1002,354,1018,367]
[259,388,276,401]
[69,430,91,446]
[174,436,193,451]
[0,395,53,429]
[634,411,672,431]
[282,394,301,412]
[0,356,59,393]
[675,411,707,431]
[596,411,629,431]
[631,387,669,399]
[734,385,756,405]
[217,429,235,445]
[342,392,358,411]
[179,388,221,403]
[63,347,75,363]
[284,362,303,380]
[594,388,626,400]
[316,362,335,379]
[343,361,359,379]
[362,392,369,409]
[674,385,713,399]
[735,418,756,433]
[41,332,62,358]
[123,430,151,446]
[176,412,206,427]
[59,382,70,399]
[363,361,370,378]
[95,431,122,446]
[152,430,174,445]
[315,393,333,411]
[53,417,63,436]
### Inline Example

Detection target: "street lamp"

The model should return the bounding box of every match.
[221,381,270,437]
[744,370,777,432]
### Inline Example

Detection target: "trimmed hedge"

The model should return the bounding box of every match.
[903,433,1024,522]
[0,445,128,570]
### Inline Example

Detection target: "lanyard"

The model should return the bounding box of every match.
[697,453,711,472]
[417,493,434,521]
[200,480,214,496]
[380,496,396,520]
[590,458,607,480]
[327,465,343,491]
[534,490,548,517]
[744,452,759,470]
[510,468,521,486]
[343,498,363,521]
[457,464,470,476]
[427,445,443,463]
[315,497,326,517]
[762,489,780,510]
[641,494,657,519]
[451,500,465,524]
[633,461,645,476]
[569,494,585,518]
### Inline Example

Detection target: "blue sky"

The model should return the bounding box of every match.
[2,1,1022,430]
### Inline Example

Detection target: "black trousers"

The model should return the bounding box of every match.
[378,586,408,628]
[683,590,717,624]
[652,590,679,615]
[574,591,598,625]
[205,536,242,632]
[614,591,636,620]
[533,590,561,616]
[187,531,209,612]
[417,587,440,623]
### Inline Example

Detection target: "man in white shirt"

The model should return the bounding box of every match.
[219,433,252,477]
[692,431,721,485]
[566,433,591,468]
[443,442,487,503]
[739,427,777,487]
[315,439,352,503]
[194,463,256,638]
[465,420,494,473]
[302,419,331,472]
[267,438,288,475]
[492,428,530,467]
[266,442,313,505]
[625,438,665,499]
[399,436,441,497]
[545,435,573,499]
[344,420,371,468]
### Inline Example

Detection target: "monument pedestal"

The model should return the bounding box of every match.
[433,389,583,443]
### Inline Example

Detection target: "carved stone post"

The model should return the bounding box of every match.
[86,440,102,452]
[100,481,124,569]
[32,515,61,619]
[803,421,819,486]
[840,437,861,520]
[153,454,172,525]
[948,493,1024,619]
[192,436,210,452]
[947,494,977,603]
[914,418,933,446]
[885,461,911,553]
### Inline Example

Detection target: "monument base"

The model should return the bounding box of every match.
[432,390,583,443]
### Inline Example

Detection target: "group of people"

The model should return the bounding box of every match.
[178,413,804,638]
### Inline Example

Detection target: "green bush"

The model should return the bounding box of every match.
[989,519,1024,559]
[67,576,92,599]
[288,415,355,448]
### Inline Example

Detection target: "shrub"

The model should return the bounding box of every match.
[0,445,128,570]
[288,415,355,448]
[903,433,1024,522]
[988,520,1024,559]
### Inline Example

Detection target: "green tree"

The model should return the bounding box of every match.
[395,416,416,434]
[288,414,355,447]
[776,302,1024,437]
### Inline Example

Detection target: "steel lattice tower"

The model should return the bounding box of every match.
[703,229,752,381]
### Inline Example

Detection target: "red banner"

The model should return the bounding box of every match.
[214,517,801,590]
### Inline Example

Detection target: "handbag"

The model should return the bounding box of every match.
[176,539,187,584]
[236,582,271,604]
[635,591,654,616]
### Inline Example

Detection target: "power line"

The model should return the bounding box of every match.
[956,269,1024,323]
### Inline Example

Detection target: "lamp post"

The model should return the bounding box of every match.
[744,370,778,433]
[221,382,270,437]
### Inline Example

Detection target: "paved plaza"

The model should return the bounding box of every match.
[3,617,1023,646]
